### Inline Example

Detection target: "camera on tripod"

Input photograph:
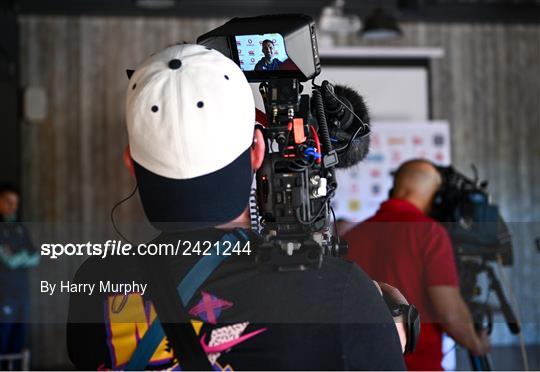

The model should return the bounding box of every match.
[432,165,520,338]
[198,14,370,270]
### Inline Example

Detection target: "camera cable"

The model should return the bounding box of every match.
[109,183,139,313]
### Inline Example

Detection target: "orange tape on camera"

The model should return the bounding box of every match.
[293,118,306,144]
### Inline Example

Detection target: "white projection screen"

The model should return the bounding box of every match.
[318,65,429,122]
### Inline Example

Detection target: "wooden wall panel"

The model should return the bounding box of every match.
[18,17,540,368]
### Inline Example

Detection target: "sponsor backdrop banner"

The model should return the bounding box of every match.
[332,121,451,222]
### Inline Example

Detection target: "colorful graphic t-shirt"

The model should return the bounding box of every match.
[67,228,405,370]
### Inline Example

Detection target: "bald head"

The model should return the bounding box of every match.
[391,159,442,213]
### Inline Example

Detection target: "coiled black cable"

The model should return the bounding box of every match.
[311,88,334,156]
[249,187,261,233]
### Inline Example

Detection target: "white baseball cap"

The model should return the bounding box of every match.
[125,44,255,230]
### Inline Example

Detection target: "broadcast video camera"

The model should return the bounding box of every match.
[432,165,520,369]
[198,14,370,270]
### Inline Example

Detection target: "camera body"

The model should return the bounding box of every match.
[432,166,513,265]
[198,15,349,269]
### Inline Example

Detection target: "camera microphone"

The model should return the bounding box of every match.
[312,82,371,169]
[321,81,354,128]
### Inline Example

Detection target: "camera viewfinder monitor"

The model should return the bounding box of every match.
[197,14,321,82]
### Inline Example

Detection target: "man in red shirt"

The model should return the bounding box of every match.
[344,159,490,370]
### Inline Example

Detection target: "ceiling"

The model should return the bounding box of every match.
[4,0,540,22]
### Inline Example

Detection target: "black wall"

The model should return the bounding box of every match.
[0,13,20,191]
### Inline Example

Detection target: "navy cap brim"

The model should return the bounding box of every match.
[134,148,252,231]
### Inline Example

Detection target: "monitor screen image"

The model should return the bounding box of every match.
[235,33,294,72]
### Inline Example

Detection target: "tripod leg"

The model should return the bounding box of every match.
[469,352,492,371]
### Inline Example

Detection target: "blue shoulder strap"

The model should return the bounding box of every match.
[125,229,249,370]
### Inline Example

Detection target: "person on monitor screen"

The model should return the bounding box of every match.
[344,159,491,370]
[254,39,282,71]
[66,44,406,370]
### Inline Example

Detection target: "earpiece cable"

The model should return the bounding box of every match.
[110,184,138,245]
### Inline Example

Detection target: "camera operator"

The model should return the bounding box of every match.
[66,44,405,370]
[344,159,490,370]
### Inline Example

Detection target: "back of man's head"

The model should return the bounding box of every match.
[125,44,256,231]
[391,159,442,213]
[0,183,19,219]
[0,183,18,197]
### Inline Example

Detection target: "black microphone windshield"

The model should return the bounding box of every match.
[324,84,371,169]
